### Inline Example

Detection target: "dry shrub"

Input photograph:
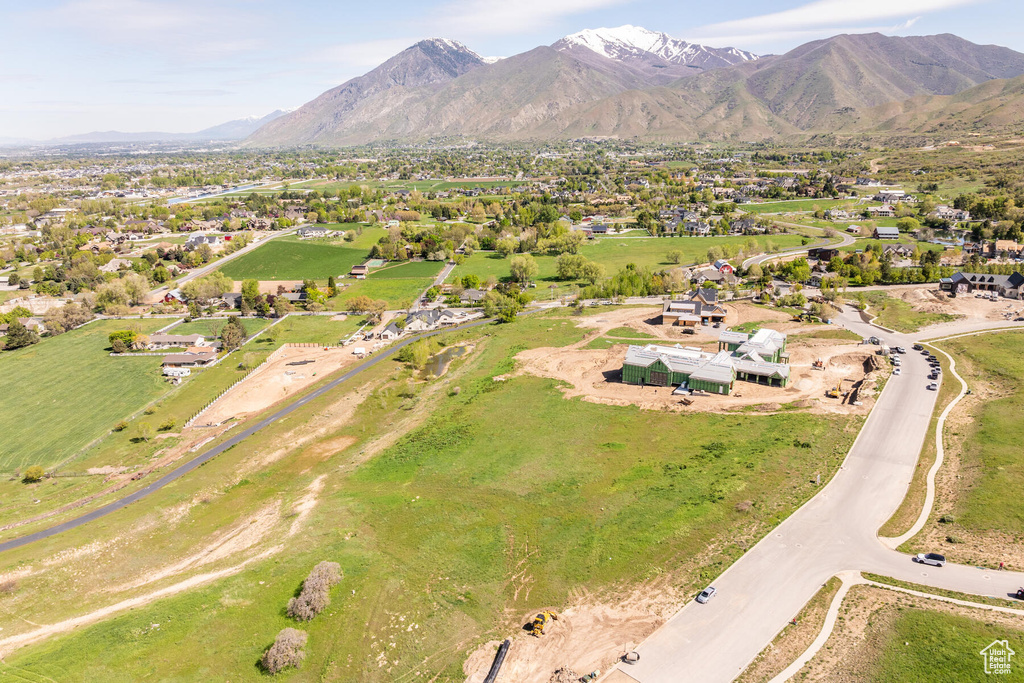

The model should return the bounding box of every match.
[262,628,307,674]
[287,561,342,622]
[0,580,16,594]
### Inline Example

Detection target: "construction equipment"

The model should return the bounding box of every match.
[826,378,850,399]
[530,611,559,637]
[812,359,825,371]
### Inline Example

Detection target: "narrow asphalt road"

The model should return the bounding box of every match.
[741,227,855,269]
[0,318,492,554]
[614,309,1024,683]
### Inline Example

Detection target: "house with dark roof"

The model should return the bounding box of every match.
[873,226,900,240]
[939,272,1017,297]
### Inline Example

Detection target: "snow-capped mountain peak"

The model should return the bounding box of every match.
[553,25,756,69]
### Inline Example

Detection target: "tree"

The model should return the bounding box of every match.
[273,297,293,318]
[3,320,39,350]
[111,338,128,353]
[495,237,518,258]
[667,250,684,264]
[22,465,44,483]
[555,253,587,280]
[135,422,154,442]
[123,272,149,305]
[327,276,338,298]
[510,254,538,283]
[221,316,246,350]
[287,561,342,622]
[262,628,307,674]
[241,279,260,310]
[580,261,605,285]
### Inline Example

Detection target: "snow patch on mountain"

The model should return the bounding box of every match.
[555,25,756,67]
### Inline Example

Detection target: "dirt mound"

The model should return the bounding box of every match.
[549,668,580,683]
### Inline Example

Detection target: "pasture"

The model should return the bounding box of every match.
[219,240,368,281]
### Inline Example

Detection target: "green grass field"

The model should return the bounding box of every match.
[0,320,171,471]
[0,310,859,681]
[170,317,271,338]
[368,260,444,279]
[934,331,1024,538]
[855,292,960,333]
[871,608,1024,681]
[839,238,944,253]
[743,199,851,214]
[219,240,368,281]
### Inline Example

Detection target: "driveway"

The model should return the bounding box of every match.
[741,228,855,269]
[613,307,1024,683]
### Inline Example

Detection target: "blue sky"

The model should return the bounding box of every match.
[0,0,1019,139]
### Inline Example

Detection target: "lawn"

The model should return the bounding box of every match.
[839,238,944,253]
[743,199,851,214]
[0,311,860,682]
[170,317,271,338]
[338,277,435,308]
[219,239,368,281]
[368,260,444,279]
[932,331,1024,537]
[871,608,1024,681]
[0,319,171,471]
[855,292,960,333]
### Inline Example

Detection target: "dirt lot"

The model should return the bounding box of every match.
[514,305,880,415]
[463,589,670,683]
[197,345,366,426]
[231,280,304,295]
[896,287,1024,326]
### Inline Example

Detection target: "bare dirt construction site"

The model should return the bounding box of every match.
[894,286,1023,327]
[197,345,365,426]
[513,305,881,415]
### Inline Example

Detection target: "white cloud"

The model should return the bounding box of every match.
[430,0,633,36]
[687,0,984,48]
[311,38,420,70]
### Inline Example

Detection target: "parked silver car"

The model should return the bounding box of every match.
[696,586,717,604]
[915,552,946,567]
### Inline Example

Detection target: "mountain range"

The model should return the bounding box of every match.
[11,110,290,146]
[244,27,1024,147]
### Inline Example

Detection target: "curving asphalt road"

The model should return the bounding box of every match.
[613,309,1024,683]
[741,227,856,269]
[0,318,493,554]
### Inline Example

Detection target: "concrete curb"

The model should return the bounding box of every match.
[766,572,863,683]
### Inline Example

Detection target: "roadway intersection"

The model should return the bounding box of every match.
[614,309,1024,683]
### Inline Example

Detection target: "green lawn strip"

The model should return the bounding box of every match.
[367,260,444,279]
[793,328,863,341]
[581,234,806,272]
[605,326,654,339]
[0,319,172,472]
[0,311,859,681]
[737,576,843,683]
[219,240,368,281]
[925,331,1024,540]
[855,291,960,333]
[884,349,957,539]
[742,199,850,214]
[838,238,943,253]
[863,573,1022,609]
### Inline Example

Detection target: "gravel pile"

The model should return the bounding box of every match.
[549,668,580,683]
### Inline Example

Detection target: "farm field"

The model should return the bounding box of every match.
[338,276,435,308]
[367,260,444,279]
[583,233,807,271]
[0,310,859,681]
[218,239,367,281]
[170,317,271,338]
[0,319,171,471]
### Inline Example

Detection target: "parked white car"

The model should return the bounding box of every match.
[696,586,717,604]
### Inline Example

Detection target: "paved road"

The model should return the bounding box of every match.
[0,318,493,554]
[741,228,855,269]
[614,308,1024,683]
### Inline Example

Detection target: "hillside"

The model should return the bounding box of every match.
[245,31,1024,146]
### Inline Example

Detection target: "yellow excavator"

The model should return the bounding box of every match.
[530,611,559,637]
[826,378,849,399]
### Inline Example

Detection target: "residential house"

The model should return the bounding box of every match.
[824,209,851,221]
[883,244,915,259]
[162,289,186,305]
[939,272,1016,297]
[403,309,461,332]
[378,322,402,340]
[868,205,896,219]
[99,258,132,273]
[660,289,728,327]
[185,234,221,249]
[148,333,207,350]
[350,264,370,279]
[931,205,971,222]
[621,328,790,395]
[873,226,900,240]
[161,351,217,368]
[460,288,486,304]
[683,221,712,237]
[297,226,330,239]
[808,247,840,262]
